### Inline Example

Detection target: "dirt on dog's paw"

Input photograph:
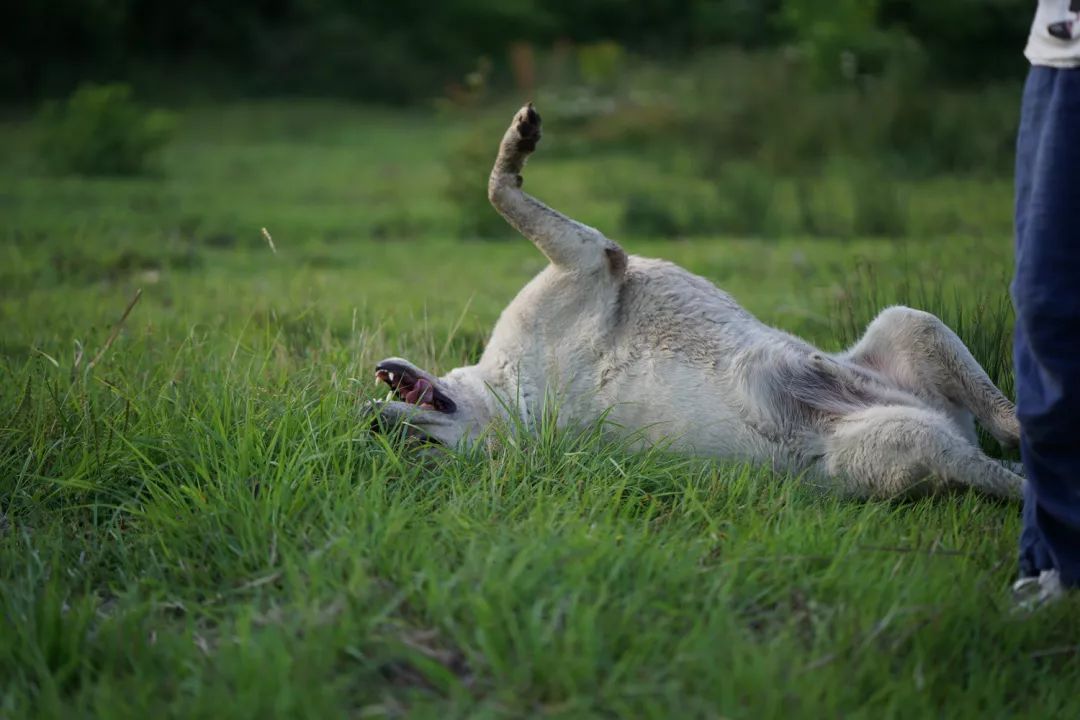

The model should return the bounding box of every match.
[513,103,541,153]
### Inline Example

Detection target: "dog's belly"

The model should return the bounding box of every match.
[593,345,930,470]
[599,362,776,462]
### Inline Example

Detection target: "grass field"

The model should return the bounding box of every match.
[2,100,1078,718]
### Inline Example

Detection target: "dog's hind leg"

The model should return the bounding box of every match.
[841,306,1019,449]
[822,405,1024,500]
[488,104,627,276]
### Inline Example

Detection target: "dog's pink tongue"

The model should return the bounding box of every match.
[404,378,434,405]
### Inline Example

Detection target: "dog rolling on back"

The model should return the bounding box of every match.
[371,105,1023,500]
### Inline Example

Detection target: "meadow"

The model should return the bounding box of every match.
[2,98,1079,718]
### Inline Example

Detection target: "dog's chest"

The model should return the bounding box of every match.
[479,267,618,417]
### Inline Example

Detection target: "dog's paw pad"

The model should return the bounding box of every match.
[513,103,541,152]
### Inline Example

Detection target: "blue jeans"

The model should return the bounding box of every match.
[1012,65,1080,587]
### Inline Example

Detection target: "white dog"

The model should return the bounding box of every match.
[371,104,1023,500]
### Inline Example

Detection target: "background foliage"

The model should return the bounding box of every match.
[4,0,1028,102]
[36,83,175,176]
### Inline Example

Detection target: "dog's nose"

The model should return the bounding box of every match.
[361,399,393,434]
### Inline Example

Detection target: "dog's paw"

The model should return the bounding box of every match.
[512,103,542,154]
[992,411,1021,452]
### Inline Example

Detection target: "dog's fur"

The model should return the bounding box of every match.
[372,104,1023,500]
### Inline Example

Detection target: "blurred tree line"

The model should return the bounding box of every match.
[3,0,1027,103]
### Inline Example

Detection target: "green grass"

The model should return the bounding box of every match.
[2,101,1078,718]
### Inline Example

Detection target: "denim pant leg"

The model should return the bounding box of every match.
[1012,66,1080,587]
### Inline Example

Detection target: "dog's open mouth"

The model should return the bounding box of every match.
[375,362,457,414]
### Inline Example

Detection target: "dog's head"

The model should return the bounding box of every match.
[366,357,493,447]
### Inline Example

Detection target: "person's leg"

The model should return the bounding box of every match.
[1012,66,1080,589]
[1013,68,1054,583]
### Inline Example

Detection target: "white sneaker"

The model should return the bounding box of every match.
[1012,569,1065,613]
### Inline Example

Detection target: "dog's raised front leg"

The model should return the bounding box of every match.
[488,104,626,276]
